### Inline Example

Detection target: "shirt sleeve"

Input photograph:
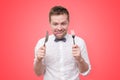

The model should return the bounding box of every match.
[77,37,91,76]
[33,38,45,65]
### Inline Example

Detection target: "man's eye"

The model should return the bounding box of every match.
[53,23,58,26]
[61,22,67,26]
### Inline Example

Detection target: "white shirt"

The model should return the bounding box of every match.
[34,34,91,80]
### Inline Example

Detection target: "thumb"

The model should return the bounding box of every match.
[40,45,46,50]
[72,44,78,48]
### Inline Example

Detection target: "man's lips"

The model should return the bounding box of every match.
[55,31,63,34]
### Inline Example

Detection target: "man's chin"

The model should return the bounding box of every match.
[55,35,64,39]
[56,36,63,39]
[54,33,67,39]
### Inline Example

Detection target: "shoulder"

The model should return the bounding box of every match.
[75,36,85,43]
[75,35,86,47]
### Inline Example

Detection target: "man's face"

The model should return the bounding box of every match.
[50,14,69,39]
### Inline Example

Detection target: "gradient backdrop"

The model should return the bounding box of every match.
[0,0,120,80]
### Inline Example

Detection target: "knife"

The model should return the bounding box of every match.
[43,31,49,46]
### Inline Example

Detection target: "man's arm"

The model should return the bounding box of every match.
[76,57,89,73]
[34,46,46,76]
[34,58,45,76]
[72,44,90,73]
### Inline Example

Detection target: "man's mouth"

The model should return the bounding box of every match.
[55,31,63,34]
[56,32,63,35]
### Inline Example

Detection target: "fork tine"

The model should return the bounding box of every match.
[71,30,75,36]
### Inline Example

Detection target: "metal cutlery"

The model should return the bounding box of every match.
[71,30,75,45]
[43,31,49,46]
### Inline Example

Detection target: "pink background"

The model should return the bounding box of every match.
[0,0,120,80]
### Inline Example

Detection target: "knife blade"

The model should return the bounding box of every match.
[44,31,49,46]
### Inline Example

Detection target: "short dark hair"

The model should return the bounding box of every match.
[49,6,69,22]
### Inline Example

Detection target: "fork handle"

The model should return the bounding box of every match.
[73,38,75,45]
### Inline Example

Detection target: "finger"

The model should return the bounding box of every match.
[39,54,45,57]
[72,49,80,53]
[39,46,46,50]
[72,48,77,51]
[37,54,44,60]
[40,50,45,53]
[73,53,79,57]
[73,53,80,57]
[72,51,77,54]
[72,44,78,48]
[37,49,45,54]
[38,53,45,57]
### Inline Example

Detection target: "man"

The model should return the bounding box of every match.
[34,6,91,80]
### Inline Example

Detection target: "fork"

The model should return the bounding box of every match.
[71,30,75,45]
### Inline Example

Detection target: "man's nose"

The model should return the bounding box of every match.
[57,25,62,30]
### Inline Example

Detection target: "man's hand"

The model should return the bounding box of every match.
[72,44,89,73]
[34,46,46,76]
[36,46,46,61]
[72,44,82,62]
